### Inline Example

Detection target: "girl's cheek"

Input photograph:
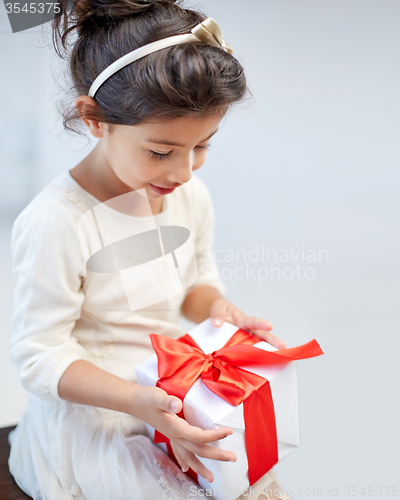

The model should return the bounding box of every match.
[192,153,208,171]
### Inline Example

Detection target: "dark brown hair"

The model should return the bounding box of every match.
[51,0,250,139]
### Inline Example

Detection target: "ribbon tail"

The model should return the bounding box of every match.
[154,428,169,444]
[243,380,278,485]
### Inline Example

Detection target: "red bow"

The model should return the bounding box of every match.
[150,328,323,486]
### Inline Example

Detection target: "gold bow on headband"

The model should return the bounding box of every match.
[192,17,233,55]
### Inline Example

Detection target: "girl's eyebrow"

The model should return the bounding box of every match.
[144,128,219,147]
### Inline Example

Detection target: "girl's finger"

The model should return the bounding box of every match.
[210,299,229,327]
[251,328,286,349]
[238,315,273,333]
[175,423,233,445]
[167,396,183,414]
[151,388,182,414]
[170,442,190,473]
[179,437,237,463]
[176,447,215,483]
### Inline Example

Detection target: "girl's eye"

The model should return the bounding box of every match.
[149,150,172,161]
[196,144,211,152]
[149,144,211,161]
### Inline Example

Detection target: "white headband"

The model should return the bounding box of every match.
[88,17,233,98]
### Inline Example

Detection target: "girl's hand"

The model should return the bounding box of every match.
[134,386,236,483]
[210,298,286,349]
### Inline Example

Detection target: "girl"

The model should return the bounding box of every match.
[8,1,290,499]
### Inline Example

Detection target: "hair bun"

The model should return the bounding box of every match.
[74,0,179,25]
[53,0,181,58]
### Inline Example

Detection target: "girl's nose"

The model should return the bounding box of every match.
[169,151,194,184]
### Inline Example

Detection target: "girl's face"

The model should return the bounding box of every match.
[99,113,224,205]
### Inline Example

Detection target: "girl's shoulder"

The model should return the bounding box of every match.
[15,169,99,221]
[19,169,96,218]
[11,170,96,246]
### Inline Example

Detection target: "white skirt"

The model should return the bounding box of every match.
[8,395,282,500]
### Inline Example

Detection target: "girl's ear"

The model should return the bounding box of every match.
[75,95,105,139]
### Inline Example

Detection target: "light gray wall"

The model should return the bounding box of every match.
[1,1,398,498]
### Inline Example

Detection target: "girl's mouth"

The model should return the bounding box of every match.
[149,184,176,195]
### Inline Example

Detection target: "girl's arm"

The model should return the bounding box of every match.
[181,284,223,324]
[58,359,236,483]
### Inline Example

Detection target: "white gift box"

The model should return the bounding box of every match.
[135,318,300,500]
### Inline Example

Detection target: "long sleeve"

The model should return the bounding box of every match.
[185,176,226,297]
[9,200,88,402]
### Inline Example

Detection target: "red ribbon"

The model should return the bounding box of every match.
[150,328,323,486]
